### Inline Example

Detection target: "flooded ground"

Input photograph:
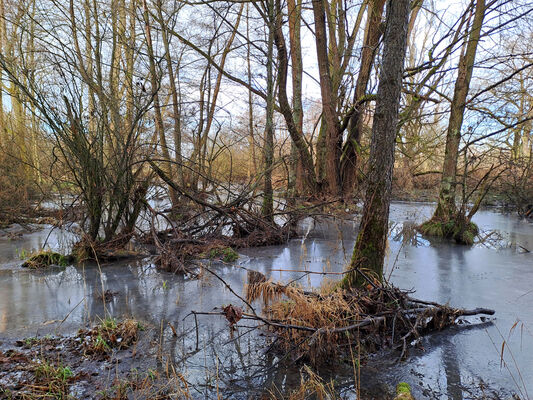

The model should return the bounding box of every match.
[0,202,532,399]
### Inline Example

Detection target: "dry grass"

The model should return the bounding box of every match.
[80,317,140,356]
[98,368,193,400]
[246,274,369,362]
[245,271,486,365]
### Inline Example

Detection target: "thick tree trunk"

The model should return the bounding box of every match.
[432,0,486,221]
[344,0,410,288]
[312,0,342,196]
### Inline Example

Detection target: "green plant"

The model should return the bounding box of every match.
[34,360,74,398]
[394,382,414,400]
[222,247,238,262]
[201,246,238,262]
[82,318,139,355]
[23,337,39,348]
[17,248,28,260]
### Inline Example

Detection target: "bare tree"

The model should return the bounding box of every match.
[343,0,411,288]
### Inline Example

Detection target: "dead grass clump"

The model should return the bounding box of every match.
[80,318,140,356]
[246,270,303,306]
[0,354,76,400]
[247,275,366,361]
[33,360,75,399]
[245,271,494,365]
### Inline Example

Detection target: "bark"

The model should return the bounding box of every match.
[246,4,257,179]
[432,0,486,221]
[262,0,275,221]
[344,0,410,288]
[341,0,386,194]
[312,0,342,196]
[0,0,4,142]
[273,0,317,193]
[287,0,304,194]
[157,0,184,185]
[125,0,136,134]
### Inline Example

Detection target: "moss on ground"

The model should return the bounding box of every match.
[21,250,71,269]
[419,218,479,245]
[394,382,415,399]
[201,246,239,262]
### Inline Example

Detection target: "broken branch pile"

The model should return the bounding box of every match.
[143,165,306,273]
[244,271,494,364]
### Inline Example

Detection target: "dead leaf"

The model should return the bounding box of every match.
[223,304,243,326]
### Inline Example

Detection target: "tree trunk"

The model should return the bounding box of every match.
[157,0,184,186]
[143,0,180,207]
[262,0,275,222]
[287,0,303,195]
[273,0,317,194]
[0,0,4,142]
[432,0,486,221]
[246,4,257,179]
[312,0,342,196]
[340,0,386,195]
[343,0,410,289]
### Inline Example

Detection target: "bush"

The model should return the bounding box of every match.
[0,149,34,226]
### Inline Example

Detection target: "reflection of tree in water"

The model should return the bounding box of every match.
[390,221,428,247]
[432,244,466,399]
[443,339,464,400]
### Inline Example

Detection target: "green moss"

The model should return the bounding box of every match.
[222,247,239,262]
[202,246,239,263]
[419,217,479,246]
[396,382,411,394]
[419,220,445,237]
[394,382,414,400]
[22,250,71,269]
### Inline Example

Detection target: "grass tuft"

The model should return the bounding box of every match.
[80,317,139,356]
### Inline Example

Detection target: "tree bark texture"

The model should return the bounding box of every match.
[345,0,411,288]
[432,0,486,221]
